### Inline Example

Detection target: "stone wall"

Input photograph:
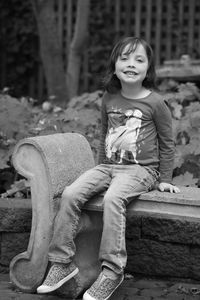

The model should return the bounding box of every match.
[0,198,31,273]
[126,213,200,280]
[1,198,200,281]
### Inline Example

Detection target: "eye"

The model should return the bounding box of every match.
[120,56,128,61]
[136,58,144,63]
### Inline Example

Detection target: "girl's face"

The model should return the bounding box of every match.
[114,43,149,87]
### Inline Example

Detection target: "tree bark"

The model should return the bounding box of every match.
[31,0,69,106]
[66,0,90,99]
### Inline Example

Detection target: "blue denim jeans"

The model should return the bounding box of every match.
[48,164,159,274]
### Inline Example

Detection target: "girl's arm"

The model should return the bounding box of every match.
[153,97,179,193]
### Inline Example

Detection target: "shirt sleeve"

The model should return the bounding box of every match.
[98,93,108,164]
[153,98,175,183]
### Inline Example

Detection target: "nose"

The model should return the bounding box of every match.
[127,57,135,67]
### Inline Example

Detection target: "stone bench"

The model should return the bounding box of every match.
[9,133,200,299]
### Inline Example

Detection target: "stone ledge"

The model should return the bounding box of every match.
[1,186,200,280]
[1,186,199,236]
[85,186,200,218]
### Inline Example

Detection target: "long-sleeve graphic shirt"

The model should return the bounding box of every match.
[98,91,175,183]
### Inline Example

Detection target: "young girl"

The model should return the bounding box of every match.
[37,36,180,300]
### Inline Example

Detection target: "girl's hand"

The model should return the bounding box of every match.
[158,182,180,193]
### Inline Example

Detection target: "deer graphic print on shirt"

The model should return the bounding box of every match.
[105,109,143,163]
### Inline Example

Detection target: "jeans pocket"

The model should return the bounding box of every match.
[142,168,159,191]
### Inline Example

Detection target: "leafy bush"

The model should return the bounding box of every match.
[0,81,200,197]
[160,80,200,187]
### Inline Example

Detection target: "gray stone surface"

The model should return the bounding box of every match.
[1,273,200,300]
[0,198,31,232]
[126,239,191,277]
[1,232,29,265]
[141,215,200,245]
[7,132,200,298]
[1,197,200,282]
[0,274,68,299]
[0,198,31,272]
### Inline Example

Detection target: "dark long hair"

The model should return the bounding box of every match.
[103,36,157,93]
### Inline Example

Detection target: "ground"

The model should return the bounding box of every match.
[1,273,200,300]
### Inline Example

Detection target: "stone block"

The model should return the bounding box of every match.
[1,232,29,266]
[141,215,200,245]
[189,246,200,280]
[0,199,31,232]
[126,215,141,240]
[126,239,191,278]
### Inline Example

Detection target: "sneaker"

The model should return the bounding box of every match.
[37,262,79,294]
[83,271,124,300]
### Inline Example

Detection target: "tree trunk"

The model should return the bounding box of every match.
[66,0,90,99]
[31,0,69,106]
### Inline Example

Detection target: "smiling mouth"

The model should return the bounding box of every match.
[124,71,138,75]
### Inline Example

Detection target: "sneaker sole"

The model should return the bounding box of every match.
[83,275,124,300]
[37,267,79,294]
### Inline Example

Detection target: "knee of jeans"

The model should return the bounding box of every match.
[103,193,123,211]
[61,186,79,208]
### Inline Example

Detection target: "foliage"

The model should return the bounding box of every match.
[87,1,117,90]
[0,0,39,97]
[1,179,30,199]
[160,80,200,187]
[0,80,200,197]
[0,90,102,196]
